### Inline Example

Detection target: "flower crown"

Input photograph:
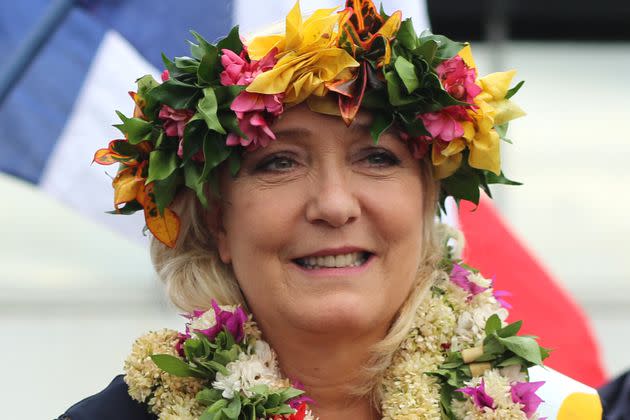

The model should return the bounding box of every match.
[94,0,525,247]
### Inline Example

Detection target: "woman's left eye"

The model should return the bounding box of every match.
[361,149,401,167]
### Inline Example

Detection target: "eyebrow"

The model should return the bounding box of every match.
[273,119,373,140]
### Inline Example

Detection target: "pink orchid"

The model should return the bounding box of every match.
[456,379,495,410]
[437,55,482,104]
[220,47,277,87]
[158,104,194,139]
[227,111,278,150]
[220,47,284,150]
[489,277,512,309]
[419,106,468,142]
[450,263,489,299]
[510,381,545,418]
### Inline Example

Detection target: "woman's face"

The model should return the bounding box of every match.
[215,105,427,338]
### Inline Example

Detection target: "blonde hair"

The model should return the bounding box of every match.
[150,157,445,403]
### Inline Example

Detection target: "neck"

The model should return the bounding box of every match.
[261,324,385,420]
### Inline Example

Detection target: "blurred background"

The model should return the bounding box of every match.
[1,0,628,418]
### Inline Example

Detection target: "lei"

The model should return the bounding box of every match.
[93,0,525,248]
[124,230,549,420]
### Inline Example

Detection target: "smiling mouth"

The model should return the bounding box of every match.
[293,252,372,270]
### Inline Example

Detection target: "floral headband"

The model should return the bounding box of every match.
[94,0,525,247]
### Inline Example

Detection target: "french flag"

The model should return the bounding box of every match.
[0,0,605,386]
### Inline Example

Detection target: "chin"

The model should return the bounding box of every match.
[285,291,393,337]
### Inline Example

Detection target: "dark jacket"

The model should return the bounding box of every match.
[57,375,155,420]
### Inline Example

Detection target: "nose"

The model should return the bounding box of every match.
[305,170,361,228]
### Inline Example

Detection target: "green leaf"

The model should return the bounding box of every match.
[148,78,201,110]
[150,354,197,377]
[279,387,304,401]
[113,111,152,144]
[496,336,543,365]
[222,396,241,419]
[106,200,143,215]
[384,71,417,106]
[215,86,245,110]
[496,356,525,367]
[370,112,394,144]
[217,26,243,55]
[201,131,231,180]
[135,75,161,119]
[420,31,465,61]
[197,45,220,85]
[497,320,523,338]
[485,171,522,186]
[196,388,223,405]
[248,384,270,396]
[506,80,525,99]
[440,165,481,205]
[397,19,418,50]
[484,314,502,336]
[147,150,178,183]
[184,163,208,208]
[175,56,200,74]
[152,170,180,214]
[394,56,420,94]
[197,88,226,134]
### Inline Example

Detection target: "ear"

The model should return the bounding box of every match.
[205,203,232,264]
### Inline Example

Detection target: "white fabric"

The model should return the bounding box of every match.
[234,0,430,37]
[40,30,158,244]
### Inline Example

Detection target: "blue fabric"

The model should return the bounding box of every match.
[57,375,155,420]
[0,0,233,183]
[0,5,106,183]
[599,370,630,419]
[75,0,234,71]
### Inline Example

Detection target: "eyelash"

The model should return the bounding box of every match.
[253,149,401,173]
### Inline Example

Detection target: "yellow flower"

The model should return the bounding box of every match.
[245,1,359,106]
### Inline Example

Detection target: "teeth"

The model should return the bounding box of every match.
[298,252,368,269]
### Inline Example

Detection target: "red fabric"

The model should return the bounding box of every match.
[458,196,607,387]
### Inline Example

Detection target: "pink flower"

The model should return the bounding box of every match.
[456,379,495,410]
[158,104,194,139]
[161,69,170,82]
[511,381,545,418]
[437,55,482,104]
[220,47,277,87]
[399,130,431,159]
[226,110,278,150]
[220,47,284,150]
[175,300,249,356]
[419,106,468,142]
[450,263,489,299]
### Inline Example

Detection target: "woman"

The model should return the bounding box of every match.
[59,1,603,419]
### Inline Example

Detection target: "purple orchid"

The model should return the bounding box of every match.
[450,263,488,299]
[510,381,545,418]
[288,380,316,409]
[456,379,495,410]
[193,300,248,343]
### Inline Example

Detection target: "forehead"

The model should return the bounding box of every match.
[272,104,374,141]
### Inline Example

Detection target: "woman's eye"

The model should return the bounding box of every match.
[255,155,297,172]
[363,150,401,167]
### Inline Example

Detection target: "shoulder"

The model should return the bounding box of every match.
[56,375,155,420]
[599,370,630,420]
[529,366,603,420]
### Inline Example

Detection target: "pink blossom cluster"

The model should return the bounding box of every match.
[220,48,284,150]
[456,379,546,419]
[405,55,482,158]
[449,263,488,300]
[175,300,248,356]
[157,70,204,161]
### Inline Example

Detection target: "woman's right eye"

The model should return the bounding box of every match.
[255,155,297,172]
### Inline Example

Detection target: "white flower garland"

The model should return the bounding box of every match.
[125,240,544,420]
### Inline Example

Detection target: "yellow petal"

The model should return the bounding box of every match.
[492,99,526,126]
[306,94,341,116]
[434,153,463,180]
[247,35,284,60]
[479,70,517,100]
[458,44,476,69]
[469,128,500,175]
[284,1,303,51]
[432,139,465,179]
